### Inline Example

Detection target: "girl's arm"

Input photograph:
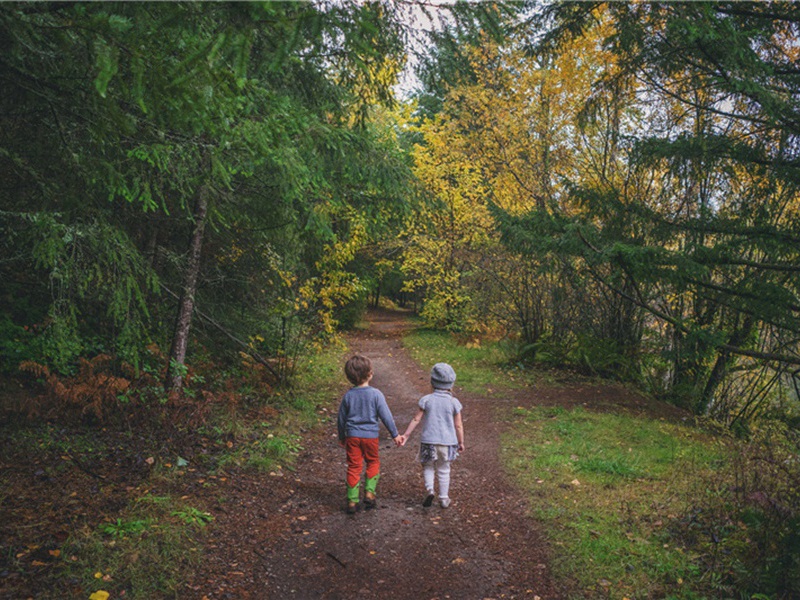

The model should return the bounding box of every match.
[403,408,425,439]
[454,411,465,452]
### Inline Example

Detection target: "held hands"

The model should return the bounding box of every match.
[391,433,462,450]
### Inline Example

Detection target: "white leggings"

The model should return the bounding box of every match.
[422,445,452,499]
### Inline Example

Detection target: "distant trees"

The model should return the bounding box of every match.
[4,1,798,425]
[405,2,800,423]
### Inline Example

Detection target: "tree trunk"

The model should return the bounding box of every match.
[165,187,208,392]
[698,315,755,415]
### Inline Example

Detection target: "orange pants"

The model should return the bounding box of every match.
[345,437,380,489]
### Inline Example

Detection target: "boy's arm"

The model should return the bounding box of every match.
[376,394,400,439]
[454,411,465,452]
[337,398,348,443]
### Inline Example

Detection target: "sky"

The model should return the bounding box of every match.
[393,0,455,98]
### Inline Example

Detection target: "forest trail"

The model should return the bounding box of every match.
[188,309,561,599]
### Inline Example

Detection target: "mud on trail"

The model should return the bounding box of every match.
[188,310,561,599]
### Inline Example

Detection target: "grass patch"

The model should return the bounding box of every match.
[65,494,211,600]
[403,328,544,394]
[503,405,730,599]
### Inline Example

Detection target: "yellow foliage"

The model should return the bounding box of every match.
[218,243,245,265]
[402,18,627,332]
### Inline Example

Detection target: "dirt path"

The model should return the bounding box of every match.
[189,309,560,599]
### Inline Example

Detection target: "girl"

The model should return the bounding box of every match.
[402,363,465,508]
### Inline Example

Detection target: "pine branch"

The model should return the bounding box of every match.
[578,229,800,367]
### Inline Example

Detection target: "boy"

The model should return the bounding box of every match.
[337,354,403,514]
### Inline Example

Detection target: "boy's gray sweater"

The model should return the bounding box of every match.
[337,385,399,441]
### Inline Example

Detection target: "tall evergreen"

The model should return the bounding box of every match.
[497,1,800,415]
[0,2,413,389]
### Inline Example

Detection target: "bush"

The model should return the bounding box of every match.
[724,420,800,596]
[0,313,37,374]
[334,292,368,330]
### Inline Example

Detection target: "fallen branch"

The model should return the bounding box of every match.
[160,284,280,380]
[326,551,347,568]
[68,454,106,480]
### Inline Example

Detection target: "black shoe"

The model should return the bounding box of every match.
[364,496,377,510]
[346,501,359,514]
[423,493,435,507]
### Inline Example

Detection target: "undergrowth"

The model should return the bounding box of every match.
[66,494,211,600]
[1,341,346,599]
[203,343,343,472]
[73,343,342,598]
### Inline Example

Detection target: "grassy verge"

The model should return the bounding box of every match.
[403,328,544,394]
[503,405,728,599]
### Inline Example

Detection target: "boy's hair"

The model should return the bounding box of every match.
[344,354,372,385]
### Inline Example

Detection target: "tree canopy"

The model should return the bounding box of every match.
[1,1,415,391]
[1,0,798,427]
[401,1,800,424]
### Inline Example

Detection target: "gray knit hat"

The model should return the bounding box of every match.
[431,362,456,389]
